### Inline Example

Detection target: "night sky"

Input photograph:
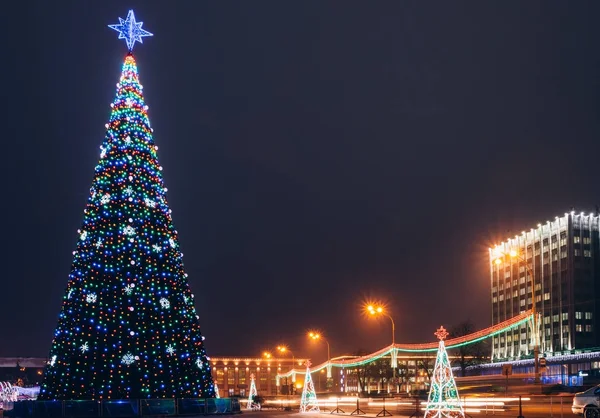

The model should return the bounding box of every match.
[2,1,600,364]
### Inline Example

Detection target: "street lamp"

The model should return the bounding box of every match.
[494,248,540,384]
[263,351,272,359]
[366,304,396,345]
[276,345,295,395]
[308,331,332,390]
[365,304,397,391]
[308,331,330,362]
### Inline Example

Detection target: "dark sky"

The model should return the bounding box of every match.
[1,1,600,364]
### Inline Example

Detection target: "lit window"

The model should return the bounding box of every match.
[520,300,526,307]
[574,236,581,243]
[544,316,550,324]
[544,293,550,301]
[553,314,559,322]
[586,325,593,332]
[535,295,542,302]
[574,249,581,256]
[576,312,582,320]
[586,312,593,320]
[562,312,568,321]
[584,250,592,258]
[499,294,504,301]
[576,324,583,332]
[493,297,498,303]
[560,238,567,246]
[513,290,518,298]
[560,250,567,259]
[584,237,591,244]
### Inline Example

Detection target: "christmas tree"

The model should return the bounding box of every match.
[246,374,259,410]
[39,10,214,401]
[299,361,319,413]
[424,326,465,418]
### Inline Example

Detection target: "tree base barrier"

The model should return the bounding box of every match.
[3,398,241,418]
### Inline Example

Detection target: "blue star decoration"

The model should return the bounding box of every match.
[108,10,153,51]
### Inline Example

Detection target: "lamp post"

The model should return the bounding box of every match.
[366,304,397,392]
[494,249,540,384]
[277,345,295,395]
[308,331,332,390]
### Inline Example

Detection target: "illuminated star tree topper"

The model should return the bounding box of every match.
[108,10,153,51]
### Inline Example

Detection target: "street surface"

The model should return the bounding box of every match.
[253,394,579,417]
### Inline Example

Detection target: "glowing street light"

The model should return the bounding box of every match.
[493,248,540,384]
[308,331,330,362]
[263,351,272,359]
[365,304,396,345]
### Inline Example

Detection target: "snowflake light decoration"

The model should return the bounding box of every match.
[80,230,88,241]
[124,186,134,196]
[123,284,135,295]
[100,193,111,205]
[196,358,203,369]
[166,344,176,355]
[183,295,189,304]
[152,244,162,253]
[159,298,170,309]
[80,342,89,353]
[124,135,132,145]
[67,289,73,300]
[123,225,136,236]
[95,238,103,249]
[121,353,136,366]
[49,355,57,367]
[86,293,97,303]
[169,238,176,248]
[108,10,153,51]
[145,198,156,208]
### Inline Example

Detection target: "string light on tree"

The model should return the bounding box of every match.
[39,10,214,401]
[424,326,465,418]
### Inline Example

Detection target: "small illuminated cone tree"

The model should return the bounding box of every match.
[39,11,214,400]
[424,326,465,418]
[299,361,320,413]
[247,373,259,410]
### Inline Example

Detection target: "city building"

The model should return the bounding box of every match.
[0,357,305,397]
[490,211,600,361]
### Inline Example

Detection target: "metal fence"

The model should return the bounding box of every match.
[2,398,241,417]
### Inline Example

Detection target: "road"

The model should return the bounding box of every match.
[257,394,578,417]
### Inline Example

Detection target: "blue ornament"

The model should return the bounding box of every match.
[108,10,153,51]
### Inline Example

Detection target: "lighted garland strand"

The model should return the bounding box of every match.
[278,311,533,379]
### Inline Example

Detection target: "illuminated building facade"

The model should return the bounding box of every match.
[209,357,306,396]
[490,211,600,361]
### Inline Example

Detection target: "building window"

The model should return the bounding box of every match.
[560,250,567,259]
[584,237,591,244]
[545,328,551,336]
[562,312,568,321]
[553,314,559,322]
[584,250,592,258]
[535,283,541,291]
[552,253,559,261]
[586,312,593,320]
[544,316,550,324]
[520,300,525,307]
[551,242,558,250]
[519,277,526,285]
[239,369,246,385]
[228,389,235,396]
[499,294,504,301]
[562,325,569,333]
[492,296,498,303]
[216,369,225,385]
[574,236,581,243]
[519,288,525,296]
[227,369,235,385]
[586,325,593,332]
[544,293,550,301]
[576,312,582,320]
[560,238,567,246]
[574,249,581,256]
[535,295,541,302]
[576,324,583,332]
[513,279,518,287]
